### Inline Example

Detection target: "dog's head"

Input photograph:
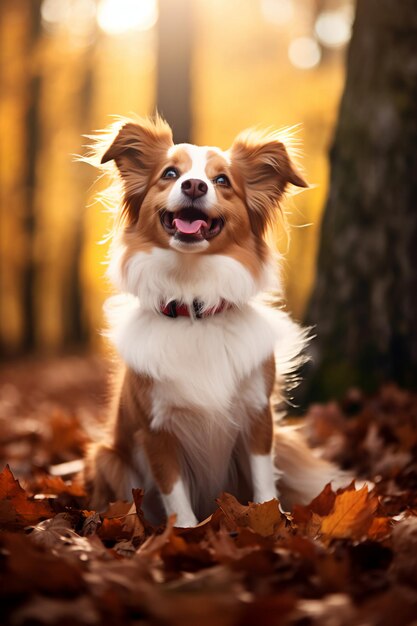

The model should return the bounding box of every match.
[101,115,306,256]
[99,116,307,307]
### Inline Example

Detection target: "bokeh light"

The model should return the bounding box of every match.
[288,37,321,70]
[1,0,354,352]
[41,0,97,41]
[261,0,294,25]
[97,0,158,35]
[315,8,353,48]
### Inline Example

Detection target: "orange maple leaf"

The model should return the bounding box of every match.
[319,485,378,540]
[0,465,53,529]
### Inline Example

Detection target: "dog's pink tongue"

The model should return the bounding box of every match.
[174,218,207,234]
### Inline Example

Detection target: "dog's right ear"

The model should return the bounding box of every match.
[101,117,173,166]
[102,117,173,222]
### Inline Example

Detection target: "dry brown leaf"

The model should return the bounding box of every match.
[29,513,109,562]
[81,511,102,536]
[130,488,155,545]
[29,512,76,549]
[238,593,297,626]
[367,516,392,540]
[12,595,100,626]
[304,512,324,539]
[0,533,84,595]
[3,359,417,626]
[390,517,417,586]
[216,493,287,537]
[320,485,378,540]
[246,499,288,537]
[293,483,337,536]
[160,530,214,572]
[28,474,86,498]
[137,513,177,558]
[97,515,130,543]
[308,482,337,516]
[0,465,53,529]
[98,499,138,543]
[102,499,133,518]
[121,503,146,542]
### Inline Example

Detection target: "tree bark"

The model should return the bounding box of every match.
[156,0,194,143]
[63,54,94,348]
[22,0,42,351]
[306,0,417,399]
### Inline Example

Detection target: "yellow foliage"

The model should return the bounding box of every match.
[0,0,346,350]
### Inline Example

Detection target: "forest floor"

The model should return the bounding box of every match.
[1,354,417,626]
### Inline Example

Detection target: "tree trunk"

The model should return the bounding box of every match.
[156,0,194,143]
[306,0,417,399]
[63,55,94,348]
[22,0,42,351]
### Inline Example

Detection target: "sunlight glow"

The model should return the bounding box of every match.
[261,0,294,25]
[41,0,96,39]
[97,0,158,35]
[41,0,69,24]
[288,37,321,70]
[315,9,353,48]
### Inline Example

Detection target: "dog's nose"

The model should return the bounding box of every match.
[181,178,208,199]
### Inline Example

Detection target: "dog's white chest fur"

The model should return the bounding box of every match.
[105,247,307,416]
[108,301,296,413]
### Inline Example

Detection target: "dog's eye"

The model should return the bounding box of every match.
[213,174,231,187]
[162,167,179,179]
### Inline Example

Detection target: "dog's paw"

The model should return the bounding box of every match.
[175,513,199,528]
[253,489,278,504]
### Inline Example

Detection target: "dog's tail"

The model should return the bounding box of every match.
[274,426,350,510]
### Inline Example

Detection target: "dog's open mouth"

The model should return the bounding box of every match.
[160,208,224,242]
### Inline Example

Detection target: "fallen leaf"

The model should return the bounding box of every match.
[0,532,85,595]
[97,499,138,543]
[367,516,392,540]
[216,493,287,537]
[161,531,214,572]
[102,499,133,518]
[12,594,99,625]
[390,517,417,587]
[0,465,53,529]
[293,483,337,535]
[97,515,130,543]
[239,593,297,626]
[320,485,378,540]
[26,474,86,498]
[137,514,176,558]
[29,512,108,561]
[309,482,337,516]
[3,358,417,626]
[297,593,355,625]
[81,511,102,536]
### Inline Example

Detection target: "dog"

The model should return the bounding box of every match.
[85,115,342,526]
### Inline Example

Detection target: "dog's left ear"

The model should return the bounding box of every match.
[230,129,307,235]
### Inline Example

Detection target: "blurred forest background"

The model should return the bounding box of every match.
[0,0,353,356]
[3,0,417,403]
[2,5,417,624]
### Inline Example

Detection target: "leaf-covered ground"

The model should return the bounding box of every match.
[1,355,417,625]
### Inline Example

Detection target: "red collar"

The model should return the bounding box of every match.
[160,299,232,319]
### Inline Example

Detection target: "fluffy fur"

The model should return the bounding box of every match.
[85,115,344,526]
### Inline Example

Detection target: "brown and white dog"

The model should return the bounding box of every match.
[85,116,341,526]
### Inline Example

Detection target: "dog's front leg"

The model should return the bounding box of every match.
[248,404,277,503]
[143,428,198,527]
